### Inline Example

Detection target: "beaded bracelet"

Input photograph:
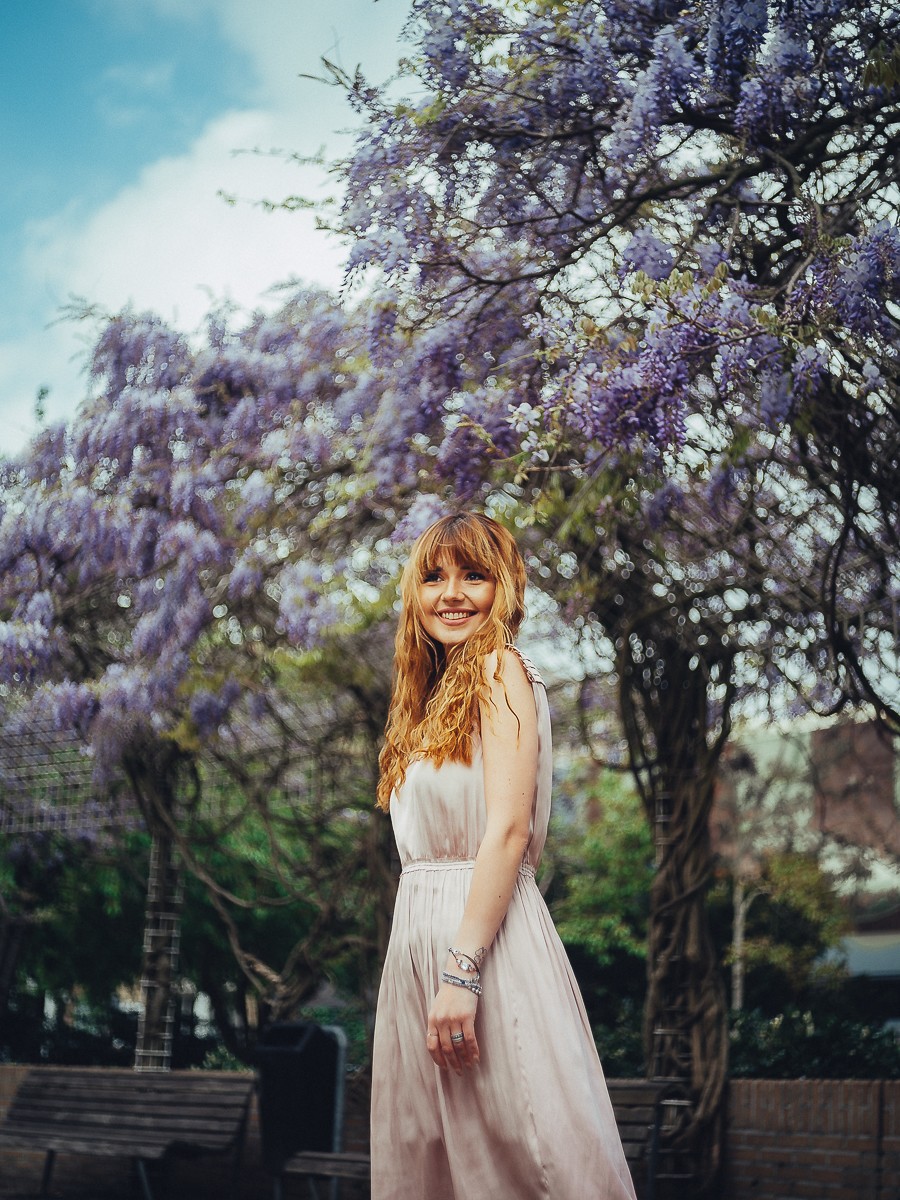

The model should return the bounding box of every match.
[441,970,483,997]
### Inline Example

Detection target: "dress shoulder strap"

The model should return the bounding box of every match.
[505,644,545,688]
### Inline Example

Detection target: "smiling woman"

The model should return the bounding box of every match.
[370,512,637,1200]
[417,561,497,648]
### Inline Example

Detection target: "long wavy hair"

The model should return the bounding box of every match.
[376,512,527,810]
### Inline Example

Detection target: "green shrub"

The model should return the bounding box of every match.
[592,999,646,1076]
[198,1045,248,1072]
[729,1008,900,1078]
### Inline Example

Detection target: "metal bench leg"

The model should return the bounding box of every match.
[646,1110,660,1200]
[134,1158,155,1200]
[307,1178,340,1200]
[229,1119,247,1200]
[40,1149,56,1196]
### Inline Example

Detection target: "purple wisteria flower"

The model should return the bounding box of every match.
[622,229,675,281]
[277,561,342,650]
[189,679,242,739]
[391,495,451,544]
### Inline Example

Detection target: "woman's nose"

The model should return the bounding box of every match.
[441,575,463,599]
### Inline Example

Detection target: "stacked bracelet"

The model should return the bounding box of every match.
[443,946,485,996]
[448,946,485,974]
[441,971,483,996]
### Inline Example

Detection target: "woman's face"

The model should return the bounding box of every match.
[417,554,496,649]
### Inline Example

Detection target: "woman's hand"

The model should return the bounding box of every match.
[426,980,479,1074]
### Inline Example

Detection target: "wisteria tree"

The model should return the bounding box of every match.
[325,0,899,1184]
[0,290,410,1058]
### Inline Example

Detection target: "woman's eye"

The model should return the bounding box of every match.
[467,572,485,581]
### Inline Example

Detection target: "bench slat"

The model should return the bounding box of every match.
[6,1104,247,1131]
[283,1151,371,1181]
[4,1111,246,1144]
[24,1081,251,1096]
[1,1123,238,1152]
[0,1129,171,1160]
[10,1076,250,1100]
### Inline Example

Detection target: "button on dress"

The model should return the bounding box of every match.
[370,649,638,1200]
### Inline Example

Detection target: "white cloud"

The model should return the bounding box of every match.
[96,0,409,115]
[1,105,347,455]
[100,62,175,94]
[210,0,409,109]
[23,107,346,330]
[0,323,95,453]
[1,0,409,457]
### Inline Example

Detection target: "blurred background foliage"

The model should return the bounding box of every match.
[3,743,897,1078]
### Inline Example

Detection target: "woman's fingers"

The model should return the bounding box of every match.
[439,1028,463,1074]
[448,1019,479,1069]
[425,1026,445,1070]
[427,983,480,1073]
[462,1021,479,1066]
[427,1020,479,1073]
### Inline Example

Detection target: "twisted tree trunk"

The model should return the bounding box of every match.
[620,637,732,1195]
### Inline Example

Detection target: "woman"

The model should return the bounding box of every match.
[371,512,637,1200]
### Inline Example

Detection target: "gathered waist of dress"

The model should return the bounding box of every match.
[400,857,536,879]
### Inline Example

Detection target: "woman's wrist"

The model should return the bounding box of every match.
[441,944,486,996]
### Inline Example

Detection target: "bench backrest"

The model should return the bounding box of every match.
[607,1080,683,1165]
[2,1067,253,1155]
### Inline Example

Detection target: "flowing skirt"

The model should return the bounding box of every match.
[370,860,637,1200]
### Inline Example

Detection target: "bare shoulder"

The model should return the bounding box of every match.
[481,648,537,731]
[504,645,544,687]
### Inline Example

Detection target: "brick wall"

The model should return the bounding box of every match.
[725,1079,900,1200]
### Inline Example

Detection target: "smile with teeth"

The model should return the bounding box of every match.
[439,611,475,622]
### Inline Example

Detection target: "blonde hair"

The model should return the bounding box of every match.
[376,512,527,810]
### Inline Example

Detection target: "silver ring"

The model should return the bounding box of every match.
[450,1033,464,1043]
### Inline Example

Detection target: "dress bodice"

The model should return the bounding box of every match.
[389,648,553,869]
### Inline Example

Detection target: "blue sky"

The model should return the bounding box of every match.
[1,0,409,455]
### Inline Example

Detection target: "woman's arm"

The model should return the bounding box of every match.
[425,649,539,1074]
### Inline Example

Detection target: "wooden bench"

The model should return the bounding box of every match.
[608,1079,691,1200]
[0,1066,254,1200]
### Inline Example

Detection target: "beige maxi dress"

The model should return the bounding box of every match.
[370,649,637,1200]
